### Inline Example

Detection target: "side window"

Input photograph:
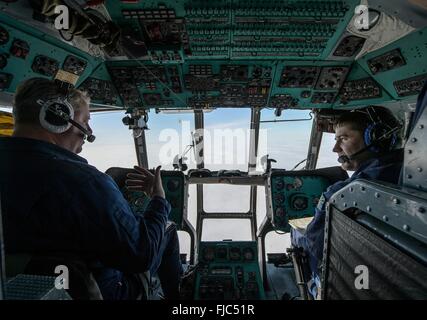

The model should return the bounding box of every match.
[80,112,137,171]
[260,109,313,170]
[317,132,339,169]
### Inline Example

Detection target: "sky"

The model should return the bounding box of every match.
[79,107,339,255]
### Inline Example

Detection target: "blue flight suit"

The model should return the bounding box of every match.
[0,137,182,299]
[291,149,403,296]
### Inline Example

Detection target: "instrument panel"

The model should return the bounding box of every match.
[268,170,335,232]
[125,171,186,228]
[0,1,427,109]
[195,241,265,300]
[106,168,186,228]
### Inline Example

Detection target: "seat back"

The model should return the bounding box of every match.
[322,179,427,299]
[322,205,427,299]
[5,253,103,300]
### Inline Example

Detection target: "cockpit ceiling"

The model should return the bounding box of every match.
[0,0,426,111]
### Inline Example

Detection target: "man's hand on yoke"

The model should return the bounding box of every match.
[125,165,166,199]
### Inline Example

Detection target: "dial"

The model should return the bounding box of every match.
[229,247,241,261]
[274,193,285,205]
[291,195,309,211]
[168,196,178,208]
[202,247,215,262]
[0,26,9,45]
[216,246,227,260]
[243,247,254,261]
[0,54,8,69]
[293,177,303,189]
[167,179,181,192]
[275,207,286,217]
[275,179,284,191]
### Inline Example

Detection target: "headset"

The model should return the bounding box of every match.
[337,106,401,164]
[37,82,96,143]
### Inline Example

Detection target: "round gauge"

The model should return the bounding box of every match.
[252,67,262,77]
[168,196,178,208]
[274,193,285,205]
[216,247,227,260]
[167,179,181,192]
[275,180,284,191]
[243,248,254,261]
[134,197,146,207]
[291,195,309,211]
[293,177,303,189]
[202,247,215,262]
[0,26,9,45]
[301,90,311,98]
[229,247,241,261]
[0,54,8,69]
[275,207,286,217]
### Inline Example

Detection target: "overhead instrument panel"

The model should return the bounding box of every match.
[268,170,333,232]
[335,60,392,107]
[105,1,427,108]
[63,55,88,76]
[332,35,366,58]
[279,67,320,88]
[106,0,358,61]
[0,1,426,110]
[106,62,179,108]
[78,63,122,107]
[98,0,374,109]
[0,13,102,97]
[195,241,266,300]
[354,27,427,101]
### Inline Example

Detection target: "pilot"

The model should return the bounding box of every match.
[291,106,403,298]
[0,77,182,299]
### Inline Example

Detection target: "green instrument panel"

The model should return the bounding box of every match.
[119,170,186,228]
[195,241,265,300]
[269,172,331,232]
[1,0,427,111]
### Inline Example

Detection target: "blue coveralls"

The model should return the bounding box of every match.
[0,137,183,299]
[291,149,403,297]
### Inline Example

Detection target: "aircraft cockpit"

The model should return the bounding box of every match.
[0,0,426,301]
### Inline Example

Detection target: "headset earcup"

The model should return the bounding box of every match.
[365,122,395,152]
[364,123,374,146]
[39,99,74,134]
[364,123,381,153]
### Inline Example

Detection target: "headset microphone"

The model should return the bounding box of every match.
[337,145,370,163]
[38,98,96,143]
[68,118,96,143]
[337,154,350,164]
